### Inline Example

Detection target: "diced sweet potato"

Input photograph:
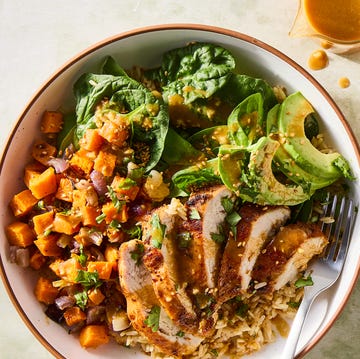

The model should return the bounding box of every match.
[34,276,58,304]
[52,213,81,235]
[69,149,95,175]
[79,325,109,348]
[94,150,117,177]
[29,167,57,199]
[98,120,129,147]
[88,288,105,305]
[32,210,54,235]
[29,250,47,270]
[104,245,119,271]
[49,257,82,282]
[79,129,104,152]
[40,111,64,134]
[10,189,38,217]
[63,306,86,327]
[101,202,128,224]
[110,176,139,201]
[34,233,62,256]
[55,177,74,202]
[31,140,57,166]
[6,221,35,247]
[87,261,113,280]
[80,206,102,227]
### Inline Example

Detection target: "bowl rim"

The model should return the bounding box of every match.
[1,23,359,359]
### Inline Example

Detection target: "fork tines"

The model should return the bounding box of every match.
[320,194,356,262]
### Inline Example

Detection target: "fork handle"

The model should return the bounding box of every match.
[281,294,314,359]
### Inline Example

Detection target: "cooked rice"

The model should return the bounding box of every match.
[111,282,304,358]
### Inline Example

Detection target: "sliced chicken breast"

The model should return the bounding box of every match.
[118,239,203,357]
[141,204,199,334]
[251,222,328,291]
[217,204,291,304]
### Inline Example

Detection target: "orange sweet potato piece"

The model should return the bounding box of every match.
[24,162,45,189]
[110,176,139,201]
[80,206,102,227]
[40,111,64,134]
[6,221,35,247]
[34,277,59,304]
[52,213,81,235]
[9,189,38,217]
[29,167,57,199]
[63,306,86,327]
[49,257,82,282]
[98,120,129,147]
[104,245,119,271]
[93,150,117,177]
[87,261,113,280]
[32,210,54,235]
[34,233,62,256]
[101,202,128,224]
[31,140,57,166]
[55,177,74,202]
[79,325,109,348]
[88,288,105,305]
[69,149,96,175]
[29,250,47,270]
[79,129,104,152]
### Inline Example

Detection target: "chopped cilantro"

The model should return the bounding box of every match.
[210,225,226,243]
[235,300,249,318]
[295,275,314,288]
[150,214,166,249]
[118,177,137,190]
[74,290,88,310]
[144,306,160,332]
[125,225,142,240]
[221,196,234,214]
[77,245,88,267]
[176,330,185,337]
[210,349,219,357]
[109,219,122,230]
[96,212,106,224]
[107,185,126,212]
[288,301,301,308]
[75,269,103,289]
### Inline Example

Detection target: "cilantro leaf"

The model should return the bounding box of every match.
[107,185,126,212]
[74,290,88,310]
[144,305,160,332]
[189,208,201,220]
[295,275,314,288]
[130,242,145,264]
[210,225,226,243]
[75,269,103,289]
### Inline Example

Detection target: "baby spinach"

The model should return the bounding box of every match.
[146,42,236,104]
[72,59,169,172]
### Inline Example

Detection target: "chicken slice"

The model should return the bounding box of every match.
[251,222,328,291]
[141,204,199,334]
[118,239,203,357]
[217,204,291,304]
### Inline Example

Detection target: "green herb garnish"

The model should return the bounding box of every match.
[144,306,160,332]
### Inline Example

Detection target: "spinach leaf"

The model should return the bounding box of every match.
[73,63,169,172]
[171,158,221,194]
[146,42,236,104]
[100,55,128,76]
[218,73,277,112]
[161,127,204,166]
[227,93,264,147]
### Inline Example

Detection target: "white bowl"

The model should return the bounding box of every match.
[0,24,359,359]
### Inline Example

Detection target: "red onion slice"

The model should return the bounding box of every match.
[48,157,69,173]
[90,170,107,196]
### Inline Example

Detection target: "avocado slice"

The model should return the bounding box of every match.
[266,103,337,191]
[218,138,311,206]
[278,92,352,180]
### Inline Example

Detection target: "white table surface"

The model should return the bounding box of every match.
[0,1,359,358]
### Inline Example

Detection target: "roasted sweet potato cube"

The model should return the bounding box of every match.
[81,206,102,227]
[6,221,35,247]
[40,111,64,134]
[29,250,47,270]
[63,306,87,326]
[32,210,54,235]
[110,176,139,201]
[52,213,81,235]
[79,129,104,152]
[69,149,95,174]
[10,189,38,217]
[34,277,59,304]
[55,177,74,202]
[34,233,62,256]
[98,120,129,147]
[101,202,128,224]
[88,288,105,305]
[79,325,109,348]
[29,167,57,199]
[87,261,113,280]
[94,150,117,177]
[31,140,57,166]
[49,257,82,282]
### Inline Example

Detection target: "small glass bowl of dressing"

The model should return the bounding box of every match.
[289,0,360,54]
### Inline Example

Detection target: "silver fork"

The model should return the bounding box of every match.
[280,194,356,359]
